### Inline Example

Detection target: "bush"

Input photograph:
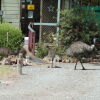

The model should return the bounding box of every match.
[0,56,3,60]
[35,43,48,58]
[0,23,24,50]
[42,32,56,43]
[55,46,66,57]
[60,7,100,46]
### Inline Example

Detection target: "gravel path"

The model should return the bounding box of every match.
[0,62,100,100]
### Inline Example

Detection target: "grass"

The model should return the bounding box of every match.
[0,65,18,78]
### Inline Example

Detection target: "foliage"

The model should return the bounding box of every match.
[0,23,24,50]
[35,43,48,58]
[42,32,56,43]
[60,7,100,46]
[0,56,3,60]
[55,46,66,57]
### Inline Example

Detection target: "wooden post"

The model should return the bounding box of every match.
[17,53,23,75]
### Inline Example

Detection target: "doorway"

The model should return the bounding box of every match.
[20,0,40,42]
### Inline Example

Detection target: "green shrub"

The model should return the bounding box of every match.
[0,23,24,50]
[42,32,56,43]
[35,43,48,58]
[55,46,66,57]
[0,56,3,60]
[60,7,100,46]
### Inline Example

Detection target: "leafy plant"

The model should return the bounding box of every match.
[59,7,100,46]
[0,23,24,50]
[42,32,56,43]
[35,43,48,58]
[0,56,3,60]
[55,46,66,57]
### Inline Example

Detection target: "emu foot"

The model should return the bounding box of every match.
[74,67,77,70]
[48,66,54,68]
[82,68,86,70]
[54,66,61,68]
[48,66,50,68]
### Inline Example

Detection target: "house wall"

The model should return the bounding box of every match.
[1,0,20,28]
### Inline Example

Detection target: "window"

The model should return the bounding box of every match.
[26,0,31,2]
[22,0,25,3]
[28,11,33,18]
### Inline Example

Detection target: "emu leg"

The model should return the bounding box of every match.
[51,59,54,68]
[48,59,54,68]
[79,59,85,70]
[74,60,78,70]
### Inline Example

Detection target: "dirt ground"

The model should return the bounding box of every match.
[0,62,100,100]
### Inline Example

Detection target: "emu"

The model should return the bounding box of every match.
[66,41,95,70]
[47,46,56,68]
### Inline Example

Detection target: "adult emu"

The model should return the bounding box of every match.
[66,41,95,70]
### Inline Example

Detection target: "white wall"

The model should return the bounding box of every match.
[1,0,20,28]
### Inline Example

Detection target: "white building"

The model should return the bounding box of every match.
[1,0,20,28]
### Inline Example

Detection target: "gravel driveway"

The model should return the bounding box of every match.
[0,62,100,100]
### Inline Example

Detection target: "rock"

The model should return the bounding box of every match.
[1,55,18,65]
[62,56,70,63]
[0,81,14,86]
[23,56,30,66]
[62,55,77,63]
[1,58,11,65]
[43,56,50,63]
[8,55,17,65]
[54,55,62,62]
[43,55,61,63]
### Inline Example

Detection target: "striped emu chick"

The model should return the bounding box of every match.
[66,41,95,70]
[47,46,56,68]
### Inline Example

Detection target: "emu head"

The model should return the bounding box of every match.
[91,45,95,50]
[89,45,96,53]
